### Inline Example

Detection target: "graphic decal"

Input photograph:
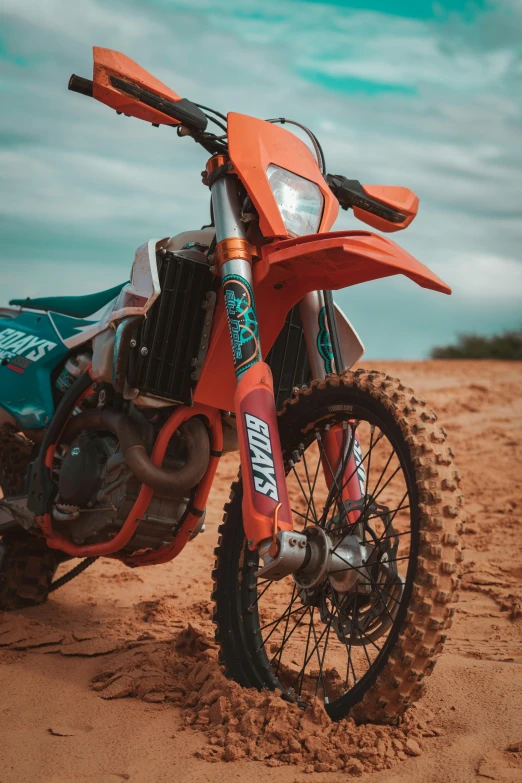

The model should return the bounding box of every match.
[245,412,279,501]
[0,327,57,373]
[317,306,334,373]
[222,274,260,375]
[353,436,367,496]
[50,301,118,345]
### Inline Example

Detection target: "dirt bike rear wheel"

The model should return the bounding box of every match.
[0,428,60,611]
[212,369,464,722]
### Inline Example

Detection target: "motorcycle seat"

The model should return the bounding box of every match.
[9,282,127,319]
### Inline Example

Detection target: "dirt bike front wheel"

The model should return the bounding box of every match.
[212,369,464,722]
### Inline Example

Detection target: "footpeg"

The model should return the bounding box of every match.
[0,497,34,533]
[256,530,307,581]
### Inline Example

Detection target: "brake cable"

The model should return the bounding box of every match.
[195,103,227,122]
[195,103,228,133]
[265,117,326,174]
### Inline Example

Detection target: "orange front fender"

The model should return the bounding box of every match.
[194,230,450,411]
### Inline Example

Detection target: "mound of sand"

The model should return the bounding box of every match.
[91,624,436,775]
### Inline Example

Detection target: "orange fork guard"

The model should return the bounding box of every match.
[234,361,293,549]
[194,229,451,412]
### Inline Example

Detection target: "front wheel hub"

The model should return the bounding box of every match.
[293,524,372,595]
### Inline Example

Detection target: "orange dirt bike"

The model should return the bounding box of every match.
[0,47,464,722]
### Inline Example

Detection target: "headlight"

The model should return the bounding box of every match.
[266,164,324,237]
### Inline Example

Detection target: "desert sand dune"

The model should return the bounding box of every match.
[1,361,521,782]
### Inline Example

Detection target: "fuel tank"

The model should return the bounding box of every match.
[0,309,68,429]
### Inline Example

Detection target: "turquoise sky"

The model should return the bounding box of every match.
[0,0,521,358]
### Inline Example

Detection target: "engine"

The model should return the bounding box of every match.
[52,429,198,552]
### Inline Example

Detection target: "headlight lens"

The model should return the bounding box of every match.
[266,164,324,237]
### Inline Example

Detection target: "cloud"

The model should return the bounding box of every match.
[0,0,520,358]
[444,253,522,300]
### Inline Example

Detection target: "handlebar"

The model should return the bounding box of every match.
[68,74,93,97]
[67,72,207,134]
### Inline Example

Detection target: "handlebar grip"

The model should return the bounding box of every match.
[68,74,93,97]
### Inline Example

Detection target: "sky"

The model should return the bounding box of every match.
[0,0,521,358]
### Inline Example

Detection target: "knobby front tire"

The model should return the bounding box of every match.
[212,369,464,722]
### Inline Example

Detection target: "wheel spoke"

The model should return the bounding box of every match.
[308,606,328,699]
[268,604,310,664]
[317,431,343,515]
[315,609,333,697]
[258,603,306,633]
[258,591,304,649]
[326,576,358,687]
[369,464,402,507]
[292,507,312,522]
[248,580,274,611]
[292,464,318,527]
[302,448,320,526]
[339,431,385,497]
[363,566,399,626]
[291,611,334,698]
[296,605,315,697]
[273,583,297,674]
[342,460,402,543]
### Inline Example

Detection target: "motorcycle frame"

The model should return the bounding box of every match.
[32,112,451,566]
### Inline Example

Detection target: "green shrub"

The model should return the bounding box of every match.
[430,328,522,360]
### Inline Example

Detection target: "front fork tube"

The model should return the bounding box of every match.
[210,173,292,550]
[299,292,365,523]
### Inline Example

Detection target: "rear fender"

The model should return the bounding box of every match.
[194,230,450,411]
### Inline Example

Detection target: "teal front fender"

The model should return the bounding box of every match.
[0,311,69,429]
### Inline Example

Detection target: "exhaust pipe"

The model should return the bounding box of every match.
[61,409,210,497]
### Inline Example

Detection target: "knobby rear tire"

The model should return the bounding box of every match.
[212,369,464,722]
[0,533,60,611]
[0,428,60,611]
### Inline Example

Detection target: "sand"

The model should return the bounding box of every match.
[0,360,521,783]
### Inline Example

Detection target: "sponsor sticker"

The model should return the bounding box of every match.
[317,306,334,374]
[0,327,57,369]
[353,436,367,495]
[222,275,260,376]
[244,412,279,501]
